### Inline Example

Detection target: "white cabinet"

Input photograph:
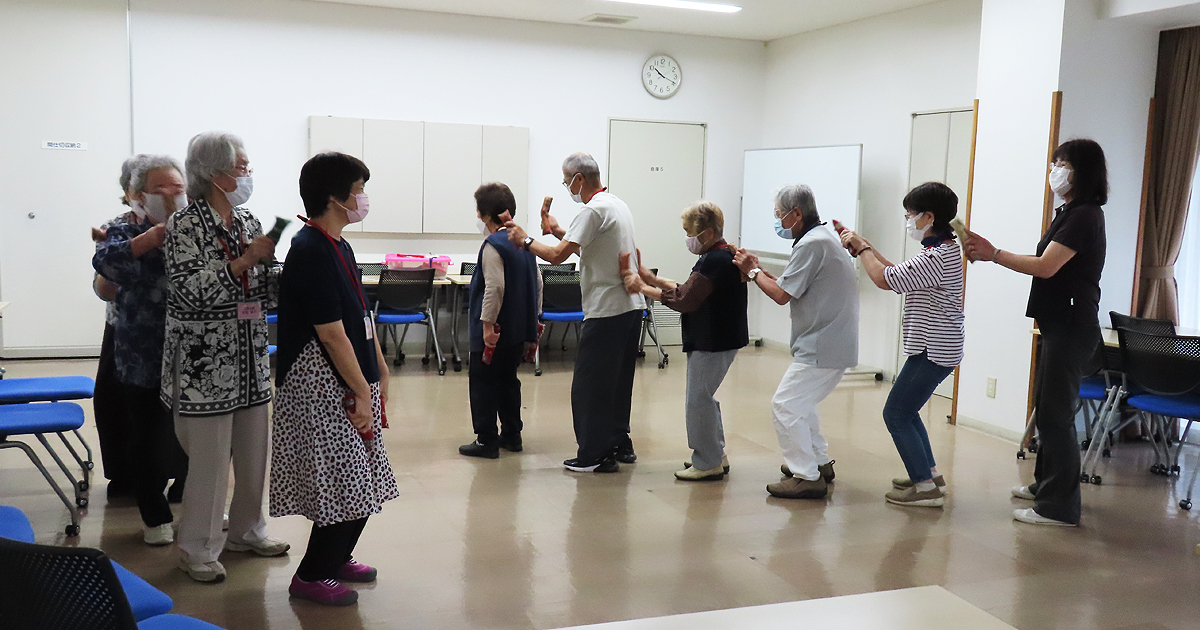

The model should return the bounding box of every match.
[482,126,530,224]
[307,117,528,234]
[362,119,423,233]
[308,116,365,231]
[422,122,483,235]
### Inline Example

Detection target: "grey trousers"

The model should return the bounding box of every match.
[685,349,739,471]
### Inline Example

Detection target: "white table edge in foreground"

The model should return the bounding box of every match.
[550,586,1015,630]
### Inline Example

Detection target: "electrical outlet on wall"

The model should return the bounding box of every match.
[986,377,997,398]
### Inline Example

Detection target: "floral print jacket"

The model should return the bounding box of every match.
[93,216,169,389]
[160,199,279,416]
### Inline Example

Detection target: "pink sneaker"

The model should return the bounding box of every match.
[288,574,358,606]
[337,559,378,583]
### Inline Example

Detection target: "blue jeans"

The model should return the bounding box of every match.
[883,352,955,483]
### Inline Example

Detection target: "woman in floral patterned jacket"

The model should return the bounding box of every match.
[162,131,289,583]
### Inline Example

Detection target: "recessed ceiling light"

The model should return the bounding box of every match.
[599,0,742,14]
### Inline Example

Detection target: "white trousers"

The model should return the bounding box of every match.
[772,361,844,481]
[174,405,270,563]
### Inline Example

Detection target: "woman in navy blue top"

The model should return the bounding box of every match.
[270,152,398,606]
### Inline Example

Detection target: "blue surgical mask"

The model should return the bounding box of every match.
[774,217,794,240]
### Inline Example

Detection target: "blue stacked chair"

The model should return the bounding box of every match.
[374,268,445,374]
[535,269,584,377]
[0,375,97,478]
[0,402,88,535]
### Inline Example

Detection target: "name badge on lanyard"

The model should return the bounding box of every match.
[238,301,262,320]
[364,316,375,340]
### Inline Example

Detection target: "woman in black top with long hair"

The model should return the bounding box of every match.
[966,139,1107,527]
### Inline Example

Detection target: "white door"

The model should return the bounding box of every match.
[899,110,972,398]
[607,120,706,346]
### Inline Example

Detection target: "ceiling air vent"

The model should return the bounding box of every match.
[581,13,637,25]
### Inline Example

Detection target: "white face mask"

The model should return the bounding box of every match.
[564,173,584,204]
[217,175,253,206]
[141,193,186,224]
[685,234,705,255]
[1049,165,1072,197]
[130,199,147,220]
[905,214,928,242]
[477,217,490,235]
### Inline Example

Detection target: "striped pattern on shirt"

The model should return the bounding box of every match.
[883,242,965,367]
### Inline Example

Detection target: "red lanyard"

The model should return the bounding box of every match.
[217,221,250,294]
[301,217,367,310]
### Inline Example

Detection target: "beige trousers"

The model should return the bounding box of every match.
[174,404,270,564]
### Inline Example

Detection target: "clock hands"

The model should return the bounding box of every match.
[652,66,677,85]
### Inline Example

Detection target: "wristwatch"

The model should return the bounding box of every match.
[747,267,762,281]
[523,236,535,250]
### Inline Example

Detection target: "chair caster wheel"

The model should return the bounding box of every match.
[1172,465,1181,474]
[1081,439,1091,450]
[1080,472,1090,483]
[1102,448,1111,458]
[1090,475,1101,485]
[65,524,79,537]
[76,497,89,508]
[393,359,405,367]
[77,481,89,492]
[421,357,431,365]
[85,461,95,470]
[874,372,884,382]
[535,369,542,376]
[1017,450,1026,460]
[637,350,646,358]
[658,362,665,369]
[438,363,447,376]
[1181,500,1192,510]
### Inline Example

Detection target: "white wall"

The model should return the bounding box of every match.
[1059,0,1160,320]
[957,0,1068,438]
[754,0,983,373]
[129,0,766,266]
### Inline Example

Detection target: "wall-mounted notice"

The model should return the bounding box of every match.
[41,140,88,151]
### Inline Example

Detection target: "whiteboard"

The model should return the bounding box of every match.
[740,145,862,257]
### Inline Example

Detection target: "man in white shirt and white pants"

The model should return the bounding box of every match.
[734,185,859,499]
[505,153,646,473]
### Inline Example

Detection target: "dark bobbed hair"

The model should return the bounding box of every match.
[299,152,370,218]
[903,182,958,232]
[1052,138,1108,206]
[475,182,517,224]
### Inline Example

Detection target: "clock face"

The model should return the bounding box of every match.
[643,55,681,99]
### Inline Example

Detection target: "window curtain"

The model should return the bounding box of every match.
[1138,27,1200,323]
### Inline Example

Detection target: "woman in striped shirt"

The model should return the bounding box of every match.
[839,182,964,508]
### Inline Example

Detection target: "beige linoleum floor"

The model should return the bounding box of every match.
[2,346,1199,630]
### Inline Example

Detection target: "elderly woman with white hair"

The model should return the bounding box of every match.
[733,185,859,500]
[162,131,288,583]
[94,155,192,545]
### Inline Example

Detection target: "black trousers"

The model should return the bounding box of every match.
[123,383,188,527]
[468,343,524,444]
[297,517,369,581]
[94,324,133,483]
[1029,319,1101,524]
[571,310,642,463]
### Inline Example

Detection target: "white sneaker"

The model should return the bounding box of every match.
[143,523,174,546]
[178,558,227,583]
[222,513,229,531]
[1011,485,1035,500]
[1013,508,1076,527]
[224,535,290,557]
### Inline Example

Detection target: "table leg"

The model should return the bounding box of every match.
[451,285,462,370]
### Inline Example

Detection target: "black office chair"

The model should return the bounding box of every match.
[375,268,445,375]
[459,262,477,276]
[539,263,576,272]
[1110,311,1176,336]
[358,263,384,308]
[0,537,225,630]
[535,270,584,376]
[1116,329,1200,486]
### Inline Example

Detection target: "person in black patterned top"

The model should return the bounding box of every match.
[839,182,964,508]
[163,131,290,583]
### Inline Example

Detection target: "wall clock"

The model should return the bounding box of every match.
[643,54,681,99]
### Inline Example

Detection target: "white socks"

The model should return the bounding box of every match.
[915,480,937,492]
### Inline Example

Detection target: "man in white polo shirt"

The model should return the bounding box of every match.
[505,152,646,473]
[734,184,859,499]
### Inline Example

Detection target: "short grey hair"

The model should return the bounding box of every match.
[186,131,245,199]
[776,185,819,225]
[562,152,601,185]
[119,155,150,205]
[131,155,184,194]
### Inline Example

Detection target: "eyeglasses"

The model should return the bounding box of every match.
[773,207,792,219]
[228,166,253,177]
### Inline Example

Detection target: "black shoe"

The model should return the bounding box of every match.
[167,479,185,504]
[613,445,637,464]
[459,440,499,459]
[564,457,619,473]
[498,435,523,453]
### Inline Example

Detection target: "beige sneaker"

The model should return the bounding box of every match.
[1011,485,1035,500]
[224,535,290,557]
[143,523,174,546]
[675,464,726,481]
[683,456,730,473]
[766,476,828,500]
[892,475,947,491]
[178,558,226,583]
[885,485,945,508]
[781,460,836,482]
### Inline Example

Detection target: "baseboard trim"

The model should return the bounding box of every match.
[955,414,1023,443]
[1,346,102,359]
